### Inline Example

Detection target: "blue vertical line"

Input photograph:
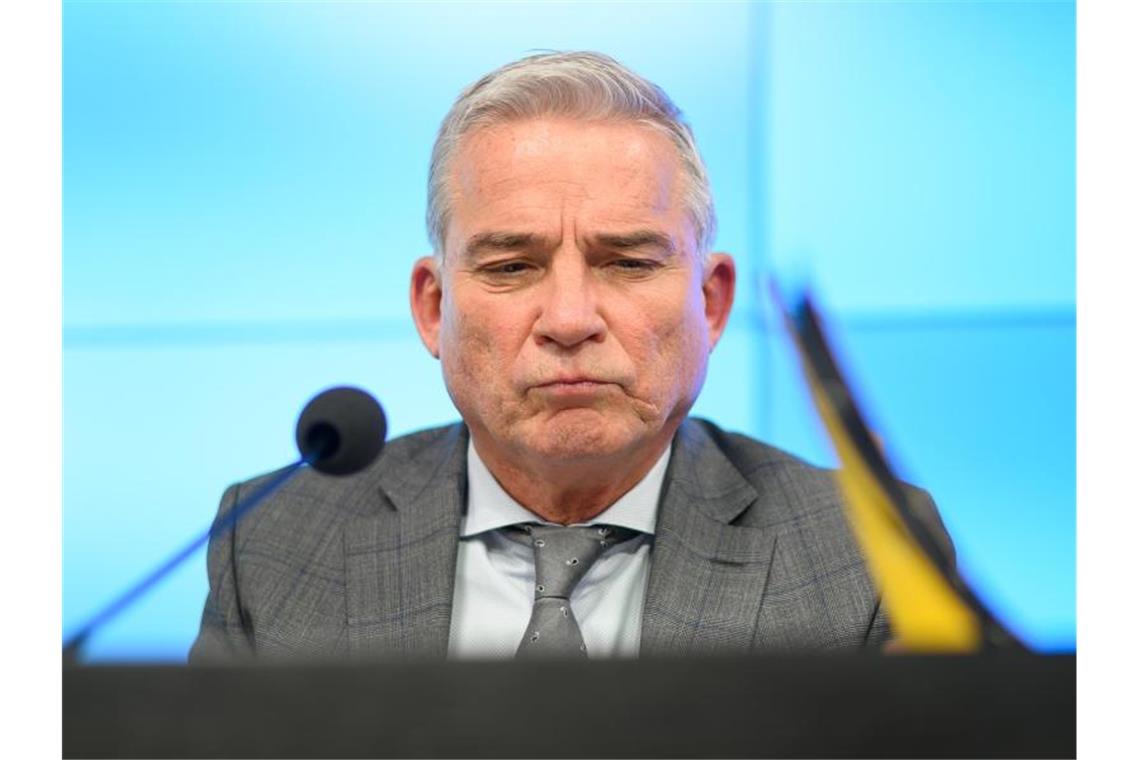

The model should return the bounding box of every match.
[747,0,773,438]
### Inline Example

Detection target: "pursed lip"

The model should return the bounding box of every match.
[528,377,623,403]
[533,376,612,388]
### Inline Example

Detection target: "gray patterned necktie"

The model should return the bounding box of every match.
[513,523,632,658]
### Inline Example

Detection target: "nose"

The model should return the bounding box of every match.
[532,253,607,349]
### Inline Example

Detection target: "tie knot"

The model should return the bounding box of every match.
[518,524,632,599]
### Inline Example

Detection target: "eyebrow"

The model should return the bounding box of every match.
[589,230,677,255]
[463,231,547,259]
[461,229,677,259]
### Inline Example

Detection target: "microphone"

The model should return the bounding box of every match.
[297,386,387,475]
[63,386,387,661]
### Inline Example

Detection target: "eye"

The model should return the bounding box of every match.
[484,260,533,276]
[609,258,658,273]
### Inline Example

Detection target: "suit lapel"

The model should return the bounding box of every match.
[344,424,467,659]
[640,420,778,657]
[339,420,778,658]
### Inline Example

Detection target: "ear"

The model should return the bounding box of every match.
[409,256,443,359]
[701,253,736,350]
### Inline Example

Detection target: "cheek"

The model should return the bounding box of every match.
[440,294,525,386]
[631,294,708,392]
[441,309,492,379]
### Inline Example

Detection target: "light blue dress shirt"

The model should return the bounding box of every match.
[447,440,669,659]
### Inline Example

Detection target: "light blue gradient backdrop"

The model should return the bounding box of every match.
[64,1,1074,659]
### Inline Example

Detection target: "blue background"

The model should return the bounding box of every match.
[64,0,1075,659]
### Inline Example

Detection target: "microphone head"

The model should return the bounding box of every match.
[295,386,387,476]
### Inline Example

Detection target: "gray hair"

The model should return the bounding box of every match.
[426,51,717,261]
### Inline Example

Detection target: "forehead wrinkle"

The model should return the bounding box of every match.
[446,118,695,261]
[561,196,572,255]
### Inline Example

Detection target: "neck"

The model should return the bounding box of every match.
[473,434,672,525]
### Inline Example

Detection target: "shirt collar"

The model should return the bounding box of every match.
[461,438,669,538]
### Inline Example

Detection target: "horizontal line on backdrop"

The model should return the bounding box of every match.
[751,306,1075,333]
[63,319,417,348]
[64,307,1075,349]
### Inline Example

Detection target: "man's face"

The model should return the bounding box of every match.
[411,117,734,469]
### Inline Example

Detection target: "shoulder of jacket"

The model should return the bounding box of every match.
[226,421,465,526]
[685,418,951,557]
[378,421,465,464]
[683,417,846,530]
[686,417,836,485]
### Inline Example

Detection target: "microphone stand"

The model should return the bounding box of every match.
[63,457,314,663]
[63,385,384,663]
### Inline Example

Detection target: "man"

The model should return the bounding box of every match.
[190,51,949,662]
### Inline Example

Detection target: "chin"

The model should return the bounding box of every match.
[519,409,643,462]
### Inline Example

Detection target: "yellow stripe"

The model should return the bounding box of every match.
[807,377,982,652]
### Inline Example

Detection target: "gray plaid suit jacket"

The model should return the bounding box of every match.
[189,417,950,662]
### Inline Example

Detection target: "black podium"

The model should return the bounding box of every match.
[64,653,1074,758]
